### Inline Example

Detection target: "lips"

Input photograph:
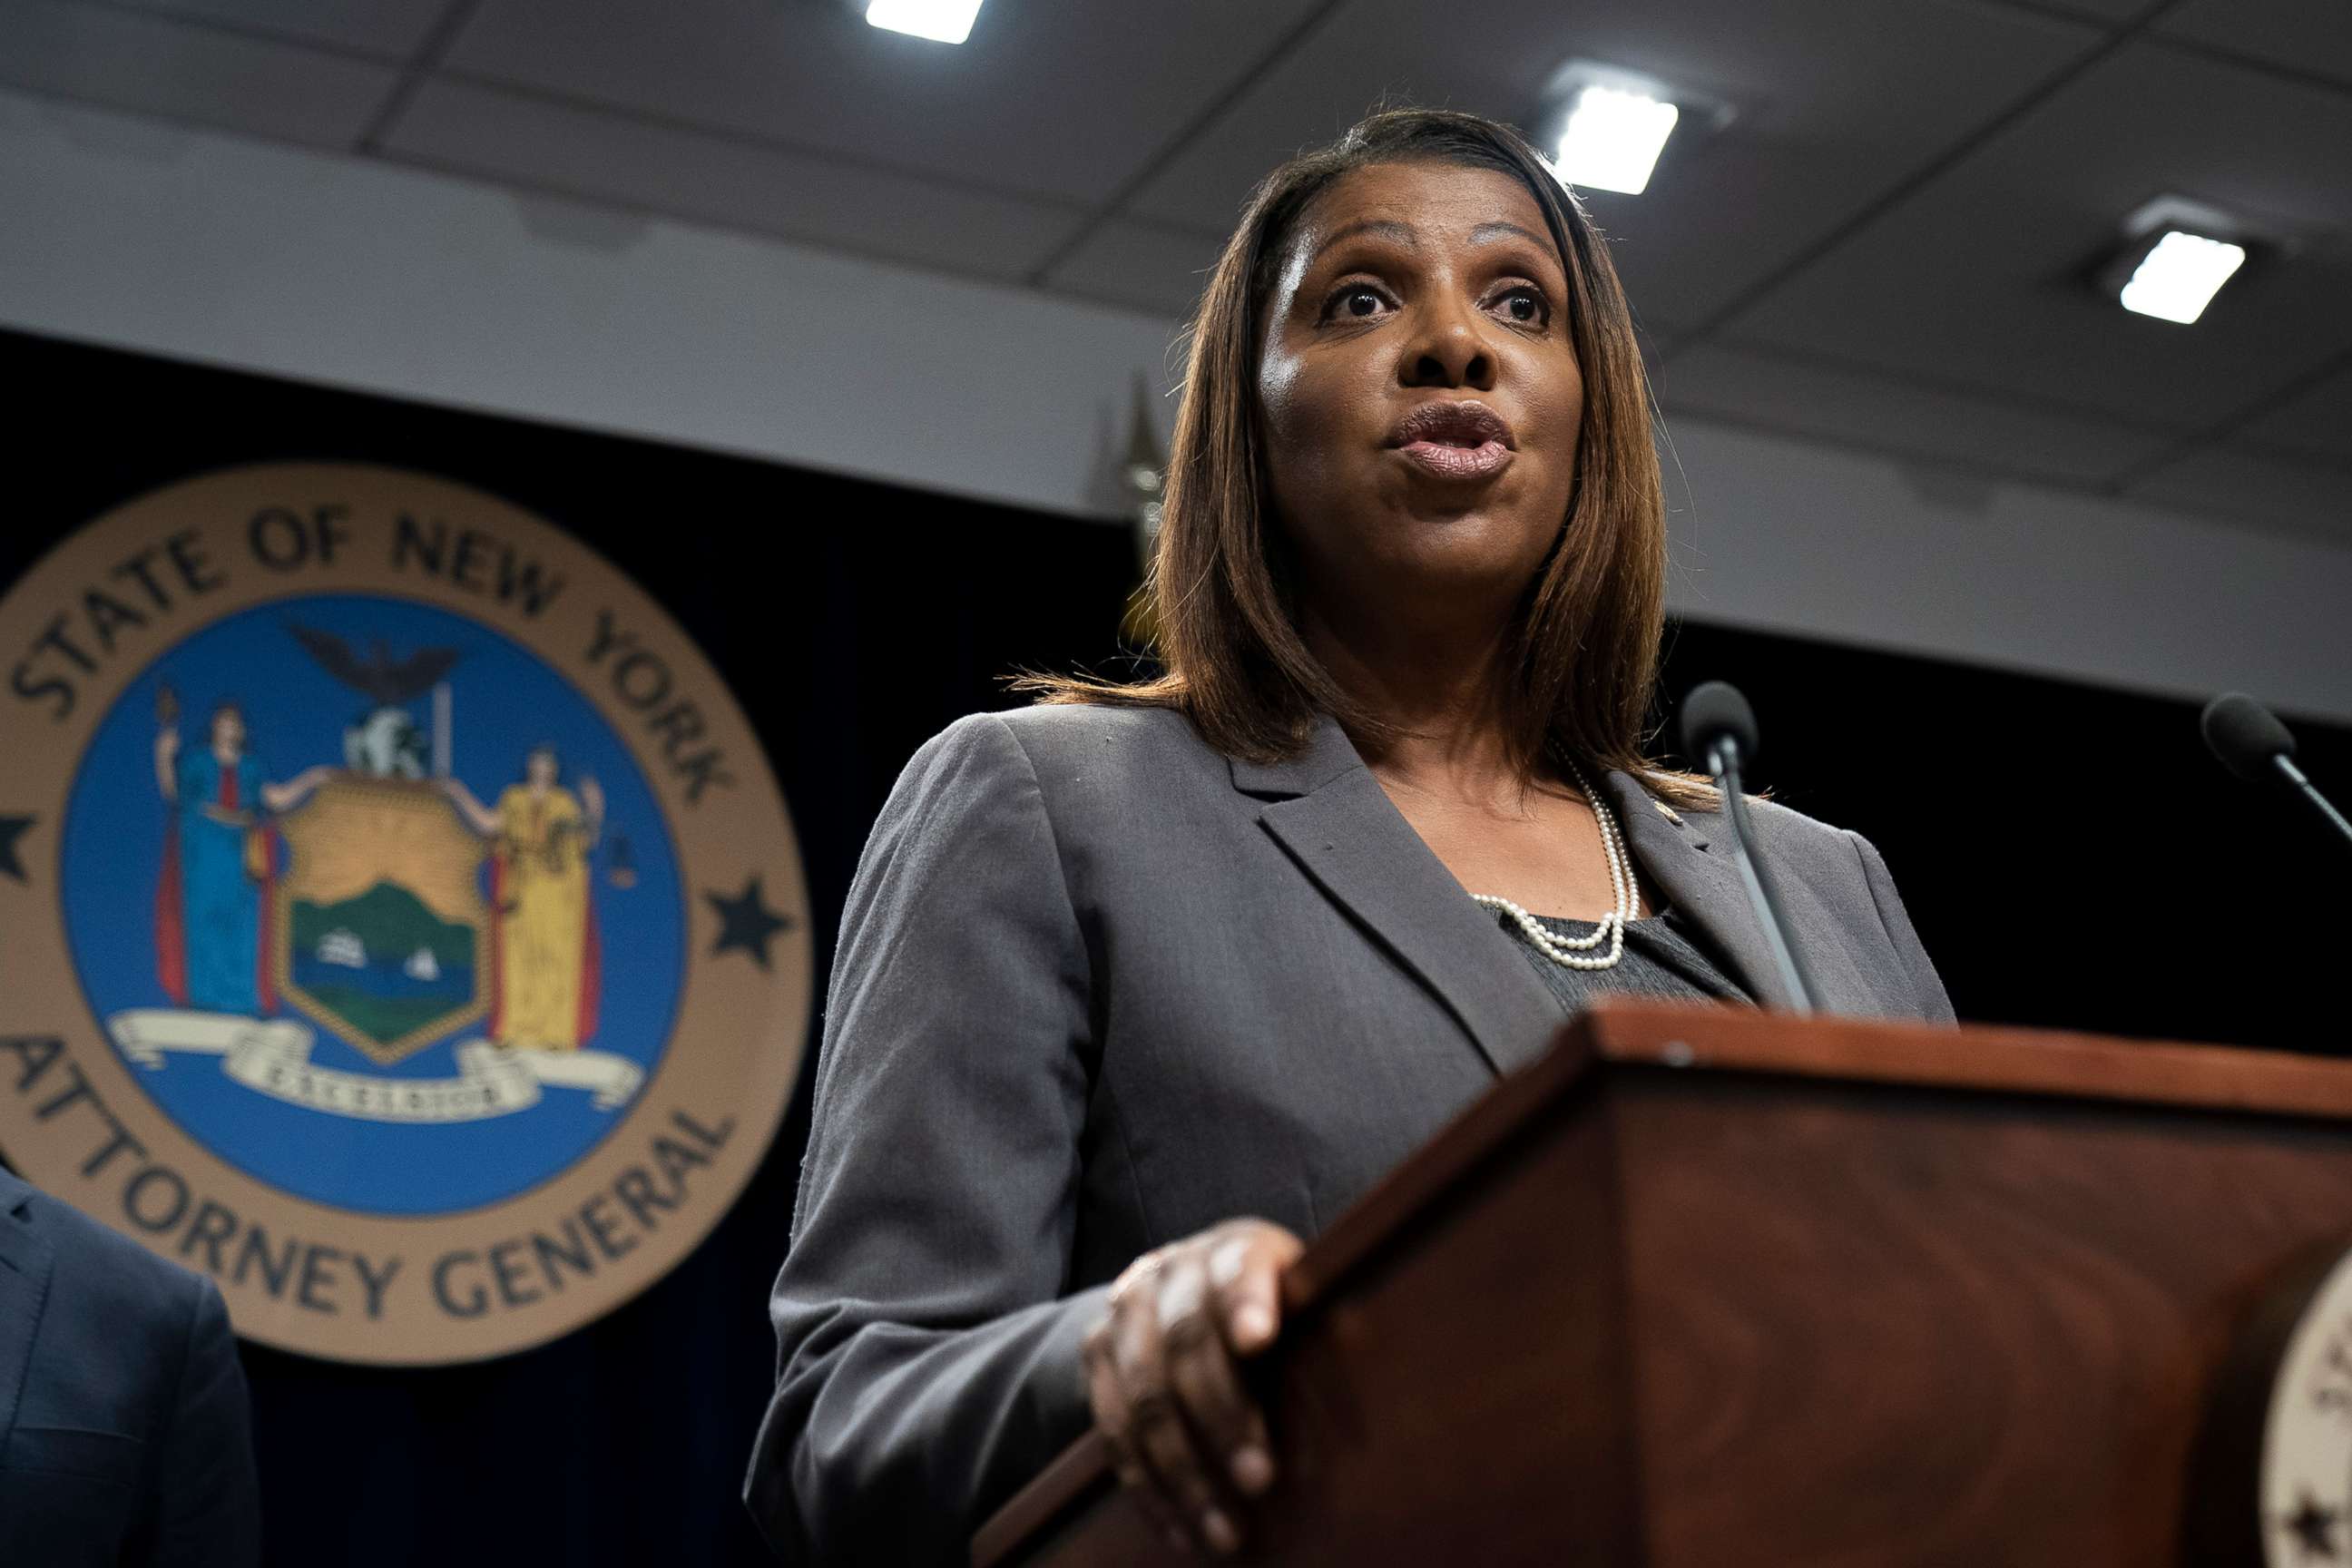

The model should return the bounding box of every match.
[1387,400,1515,450]
[1386,400,1515,482]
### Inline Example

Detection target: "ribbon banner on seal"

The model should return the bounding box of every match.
[108,1010,644,1124]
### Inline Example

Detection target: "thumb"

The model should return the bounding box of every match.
[1212,1224,1302,1357]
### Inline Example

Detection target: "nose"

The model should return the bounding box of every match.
[1399,298,1495,391]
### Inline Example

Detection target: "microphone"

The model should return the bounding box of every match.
[2200,692,2352,858]
[1679,681,1820,1014]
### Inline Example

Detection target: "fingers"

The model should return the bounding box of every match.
[1116,1253,1241,1553]
[1146,1251,1248,1552]
[1203,1224,1299,1497]
[1167,1250,1272,1503]
[1083,1221,1305,1555]
[1083,1294,1189,1551]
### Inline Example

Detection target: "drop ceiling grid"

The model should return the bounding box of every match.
[1712,39,2352,446]
[382,74,1099,280]
[5,0,2348,532]
[49,0,448,60]
[0,0,409,146]
[437,0,1335,208]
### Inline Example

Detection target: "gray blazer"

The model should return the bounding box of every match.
[744,704,1951,1565]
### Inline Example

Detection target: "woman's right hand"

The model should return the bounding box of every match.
[1080,1218,1304,1556]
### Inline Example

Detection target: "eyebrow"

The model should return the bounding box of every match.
[1312,218,1417,259]
[1309,217,1559,263]
[1469,220,1553,250]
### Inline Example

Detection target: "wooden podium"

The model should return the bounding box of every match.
[973,1000,2352,1567]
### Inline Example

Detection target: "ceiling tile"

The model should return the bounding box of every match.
[1121,0,2098,333]
[1040,217,1226,316]
[69,0,449,58]
[2237,361,2352,466]
[0,0,401,145]
[382,77,1088,280]
[1723,41,2352,430]
[2158,0,2352,90]
[1656,340,2177,485]
[2124,443,2352,544]
[442,0,1329,207]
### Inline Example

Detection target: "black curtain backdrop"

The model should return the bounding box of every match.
[3,328,2344,1564]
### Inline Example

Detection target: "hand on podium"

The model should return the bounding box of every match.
[1080,1218,1303,1557]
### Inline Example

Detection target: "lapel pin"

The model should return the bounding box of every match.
[1654,801,1683,827]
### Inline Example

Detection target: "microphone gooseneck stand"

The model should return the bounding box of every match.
[1678,681,1820,1015]
[2200,691,2352,862]
[2272,752,2352,852]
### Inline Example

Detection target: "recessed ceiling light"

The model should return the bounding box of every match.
[1554,84,1681,195]
[2117,230,2247,325]
[865,0,984,44]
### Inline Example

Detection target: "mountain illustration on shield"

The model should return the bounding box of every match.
[289,881,478,1046]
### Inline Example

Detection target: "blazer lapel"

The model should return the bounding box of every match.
[1600,769,1785,1006]
[1236,720,1565,1079]
[0,1169,56,1450]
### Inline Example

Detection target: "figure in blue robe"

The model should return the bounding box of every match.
[155,705,278,1016]
[178,750,267,1013]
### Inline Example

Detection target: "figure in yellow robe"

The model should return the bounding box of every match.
[443,747,603,1051]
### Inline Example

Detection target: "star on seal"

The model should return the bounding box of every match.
[707,875,795,970]
[2286,1492,2341,1560]
[0,814,33,884]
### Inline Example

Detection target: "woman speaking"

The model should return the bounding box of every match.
[745,108,1950,1564]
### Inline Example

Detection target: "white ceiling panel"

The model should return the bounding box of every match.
[384,77,1087,279]
[2158,0,2352,90]
[1721,41,2352,430]
[2237,362,2352,466]
[0,0,401,146]
[439,0,1328,208]
[2125,443,2352,544]
[1120,0,2099,333]
[1656,339,2175,485]
[66,0,450,58]
[1041,216,1227,317]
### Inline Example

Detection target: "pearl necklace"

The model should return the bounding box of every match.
[1468,757,1633,972]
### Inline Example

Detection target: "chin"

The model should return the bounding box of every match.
[1384,477,1552,544]
[1354,504,1553,596]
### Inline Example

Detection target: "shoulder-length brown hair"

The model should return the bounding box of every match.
[1026,106,1709,807]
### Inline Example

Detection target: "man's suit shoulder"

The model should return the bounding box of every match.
[0,1171,260,1567]
[9,1173,211,1338]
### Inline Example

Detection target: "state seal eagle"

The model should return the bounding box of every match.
[287,623,461,779]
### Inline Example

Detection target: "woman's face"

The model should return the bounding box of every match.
[1256,162,1584,636]
[527,750,557,787]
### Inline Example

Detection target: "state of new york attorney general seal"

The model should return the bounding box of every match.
[0,464,810,1364]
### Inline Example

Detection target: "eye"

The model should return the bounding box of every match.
[1494,286,1550,326]
[1319,282,1392,322]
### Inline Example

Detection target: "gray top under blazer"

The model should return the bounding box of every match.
[744,702,1953,1565]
